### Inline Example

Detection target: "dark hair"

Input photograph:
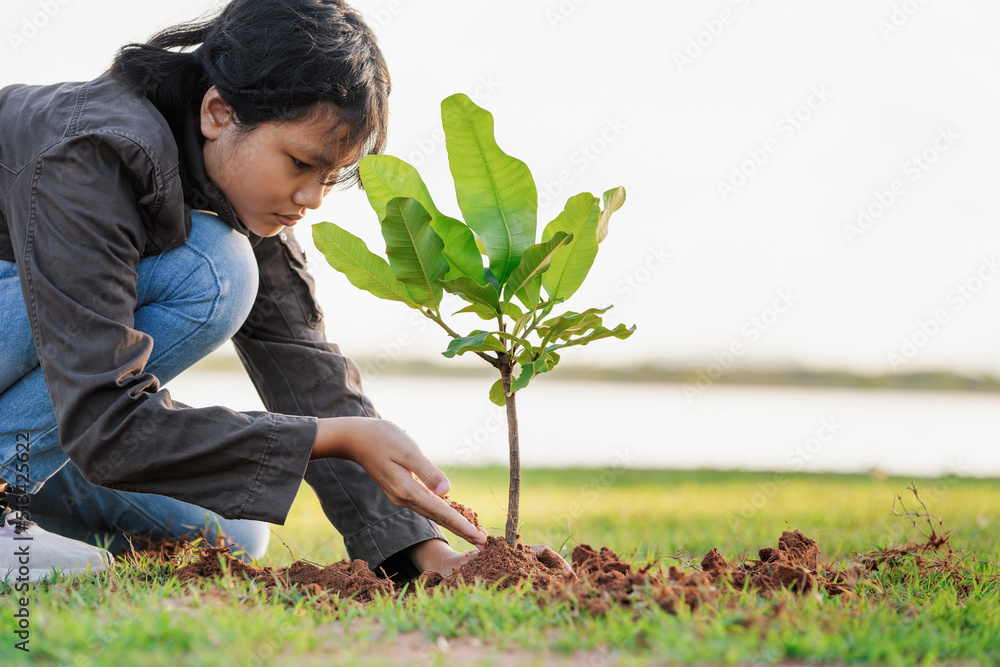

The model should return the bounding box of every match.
[110,0,390,188]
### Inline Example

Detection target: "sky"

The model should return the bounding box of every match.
[5,0,1000,376]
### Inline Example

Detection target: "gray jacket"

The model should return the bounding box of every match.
[0,71,443,578]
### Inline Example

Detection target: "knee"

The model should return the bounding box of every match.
[188,211,259,342]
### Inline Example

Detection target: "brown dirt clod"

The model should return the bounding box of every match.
[430,536,569,592]
[171,527,973,616]
[777,529,820,570]
[171,546,394,604]
[443,496,482,531]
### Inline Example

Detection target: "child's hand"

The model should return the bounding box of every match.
[406,538,480,576]
[311,417,489,548]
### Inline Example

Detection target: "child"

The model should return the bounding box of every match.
[0,0,557,584]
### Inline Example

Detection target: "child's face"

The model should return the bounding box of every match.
[201,88,356,238]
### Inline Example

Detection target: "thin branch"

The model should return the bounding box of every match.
[521,301,557,342]
[423,308,461,338]
[422,307,500,367]
[476,351,501,368]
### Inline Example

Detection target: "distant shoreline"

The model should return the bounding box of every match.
[191,355,1000,393]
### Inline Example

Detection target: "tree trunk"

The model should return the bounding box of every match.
[500,365,520,548]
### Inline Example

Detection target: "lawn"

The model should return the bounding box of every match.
[2,468,999,666]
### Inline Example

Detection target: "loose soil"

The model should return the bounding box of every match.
[444,495,483,532]
[142,484,997,616]
[162,527,969,614]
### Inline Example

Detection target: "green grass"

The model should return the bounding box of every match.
[3,469,999,666]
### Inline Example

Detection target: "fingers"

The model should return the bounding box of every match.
[413,489,488,548]
[386,432,484,545]
[388,469,487,548]
[357,419,486,547]
[409,455,451,497]
[380,420,451,497]
[530,544,575,575]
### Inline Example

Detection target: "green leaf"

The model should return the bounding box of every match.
[492,331,535,357]
[503,231,573,308]
[546,323,636,353]
[432,215,486,283]
[438,277,499,311]
[454,303,498,320]
[515,348,534,365]
[454,301,523,321]
[312,222,418,308]
[360,155,484,283]
[489,378,507,406]
[597,186,626,243]
[381,197,450,309]
[484,267,501,293]
[512,298,560,338]
[537,307,611,345]
[513,310,534,337]
[541,193,602,301]
[360,155,439,221]
[442,93,537,283]
[502,301,525,322]
[510,353,560,393]
[442,331,507,358]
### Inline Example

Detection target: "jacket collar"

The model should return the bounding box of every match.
[175,107,258,243]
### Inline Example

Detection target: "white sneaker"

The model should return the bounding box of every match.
[1,486,115,584]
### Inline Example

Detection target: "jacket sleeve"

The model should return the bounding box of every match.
[231,228,446,578]
[11,135,317,524]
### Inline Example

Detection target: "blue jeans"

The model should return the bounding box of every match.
[0,211,269,562]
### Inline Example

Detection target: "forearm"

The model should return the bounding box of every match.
[229,243,449,570]
[310,415,361,461]
[232,231,482,570]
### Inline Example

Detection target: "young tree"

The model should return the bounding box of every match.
[313,94,634,547]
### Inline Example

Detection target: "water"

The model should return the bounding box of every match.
[164,371,1000,478]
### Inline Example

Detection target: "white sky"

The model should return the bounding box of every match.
[5,0,1000,375]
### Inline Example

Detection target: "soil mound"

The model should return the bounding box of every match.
[165,529,885,614]
[419,536,566,592]
[697,530,864,597]
[172,546,394,603]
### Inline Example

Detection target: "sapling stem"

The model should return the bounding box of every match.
[500,362,521,547]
